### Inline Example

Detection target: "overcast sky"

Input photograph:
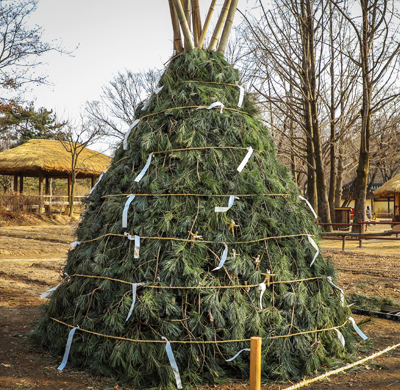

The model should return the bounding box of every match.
[26,1,254,119]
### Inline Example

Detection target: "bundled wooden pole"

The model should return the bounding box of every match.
[183,0,191,31]
[168,0,183,53]
[198,0,217,49]
[173,0,194,52]
[191,0,202,46]
[208,0,231,51]
[217,0,239,54]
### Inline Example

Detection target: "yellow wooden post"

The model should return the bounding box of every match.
[250,336,262,390]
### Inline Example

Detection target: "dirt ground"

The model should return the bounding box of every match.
[1,214,400,389]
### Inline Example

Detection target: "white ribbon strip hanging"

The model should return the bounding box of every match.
[122,195,136,229]
[126,283,141,322]
[58,326,79,370]
[348,317,368,340]
[226,348,250,362]
[124,233,140,258]
[196,101,225,114]
[70,241,80,249]
[212,244,228,271]
[237,147,253,173]
[40,283,62,299]
[335,328,345,347]
[123,119,140,150]
[237,84,245,108]
[134,152,154,182]
[298,195,318,219]
[215,195,239,213]
[259,282,266,309]
[307,235,320,267]
[161,337,183,390]
[327,276,345,307]
[89,170,107,195]
[141,100,150,111]
[155,85,164,94]
[134,235,140,258]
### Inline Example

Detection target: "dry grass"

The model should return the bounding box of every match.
[0,139,111,177]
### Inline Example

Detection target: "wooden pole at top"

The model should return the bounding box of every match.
[173,0,194,51]
[168,0,183,53]
[198,0,217,48]
[217,0,239,54]
[208,0,232,50]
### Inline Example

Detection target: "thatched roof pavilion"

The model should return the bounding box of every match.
[374,173,400,221]
[0,139,111,196]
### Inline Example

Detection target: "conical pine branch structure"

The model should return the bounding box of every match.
[35,4,358,389]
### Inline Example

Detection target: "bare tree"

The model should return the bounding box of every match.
[239,0,335,224]
[86,68,162,143]
[58,118,105,216]
[332,0,400,229]
[0,0,67,96]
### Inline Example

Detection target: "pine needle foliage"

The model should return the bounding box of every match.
[34,50,356,388]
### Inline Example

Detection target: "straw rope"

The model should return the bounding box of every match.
[152,146,255,154]
[61,274,323,289]
[185,80,239,87]
[50,318,348,345]
[102,193,289,198]
[78,233,312,245]
[139,105,252,121]
[284,342,400,390]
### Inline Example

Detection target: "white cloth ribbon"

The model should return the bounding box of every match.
[89,170,107,195]
[122,195,136,229]
[327,276,345,307]
[126,283,140,322]
[259,282,266,309]
[348,317,368,340]
[134,235,140,258]
[123,119,140,150]
[141,100,150,111]
[212,244,228,271]
[196,101,225,114]
[124,233,140,258]
[40,283,62,299]
[307,235,320,267]
[215,195,239,213]
[161,337,182,389]
[226,348,250,362]
[155,86,164,94]
[335,328,345,347]
[58,326,79,370]
[298,195,318,219]
[237,84,245,108]
[70,241,80,249]
[134,152,154,182]
[237,147,253,173]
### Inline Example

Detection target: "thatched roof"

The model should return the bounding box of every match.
[0,139,111,178]
[374,173,400,197]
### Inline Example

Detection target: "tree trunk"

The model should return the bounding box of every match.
[334,138,344,207]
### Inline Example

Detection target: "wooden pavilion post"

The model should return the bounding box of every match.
[45,177,51,213]
[19,175,23,193]
[13,174,18,193]
[67,173,72,215]
[38,172,44,214]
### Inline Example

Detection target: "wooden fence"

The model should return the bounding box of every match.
[0,193,85,214]
[319,221,400,250]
